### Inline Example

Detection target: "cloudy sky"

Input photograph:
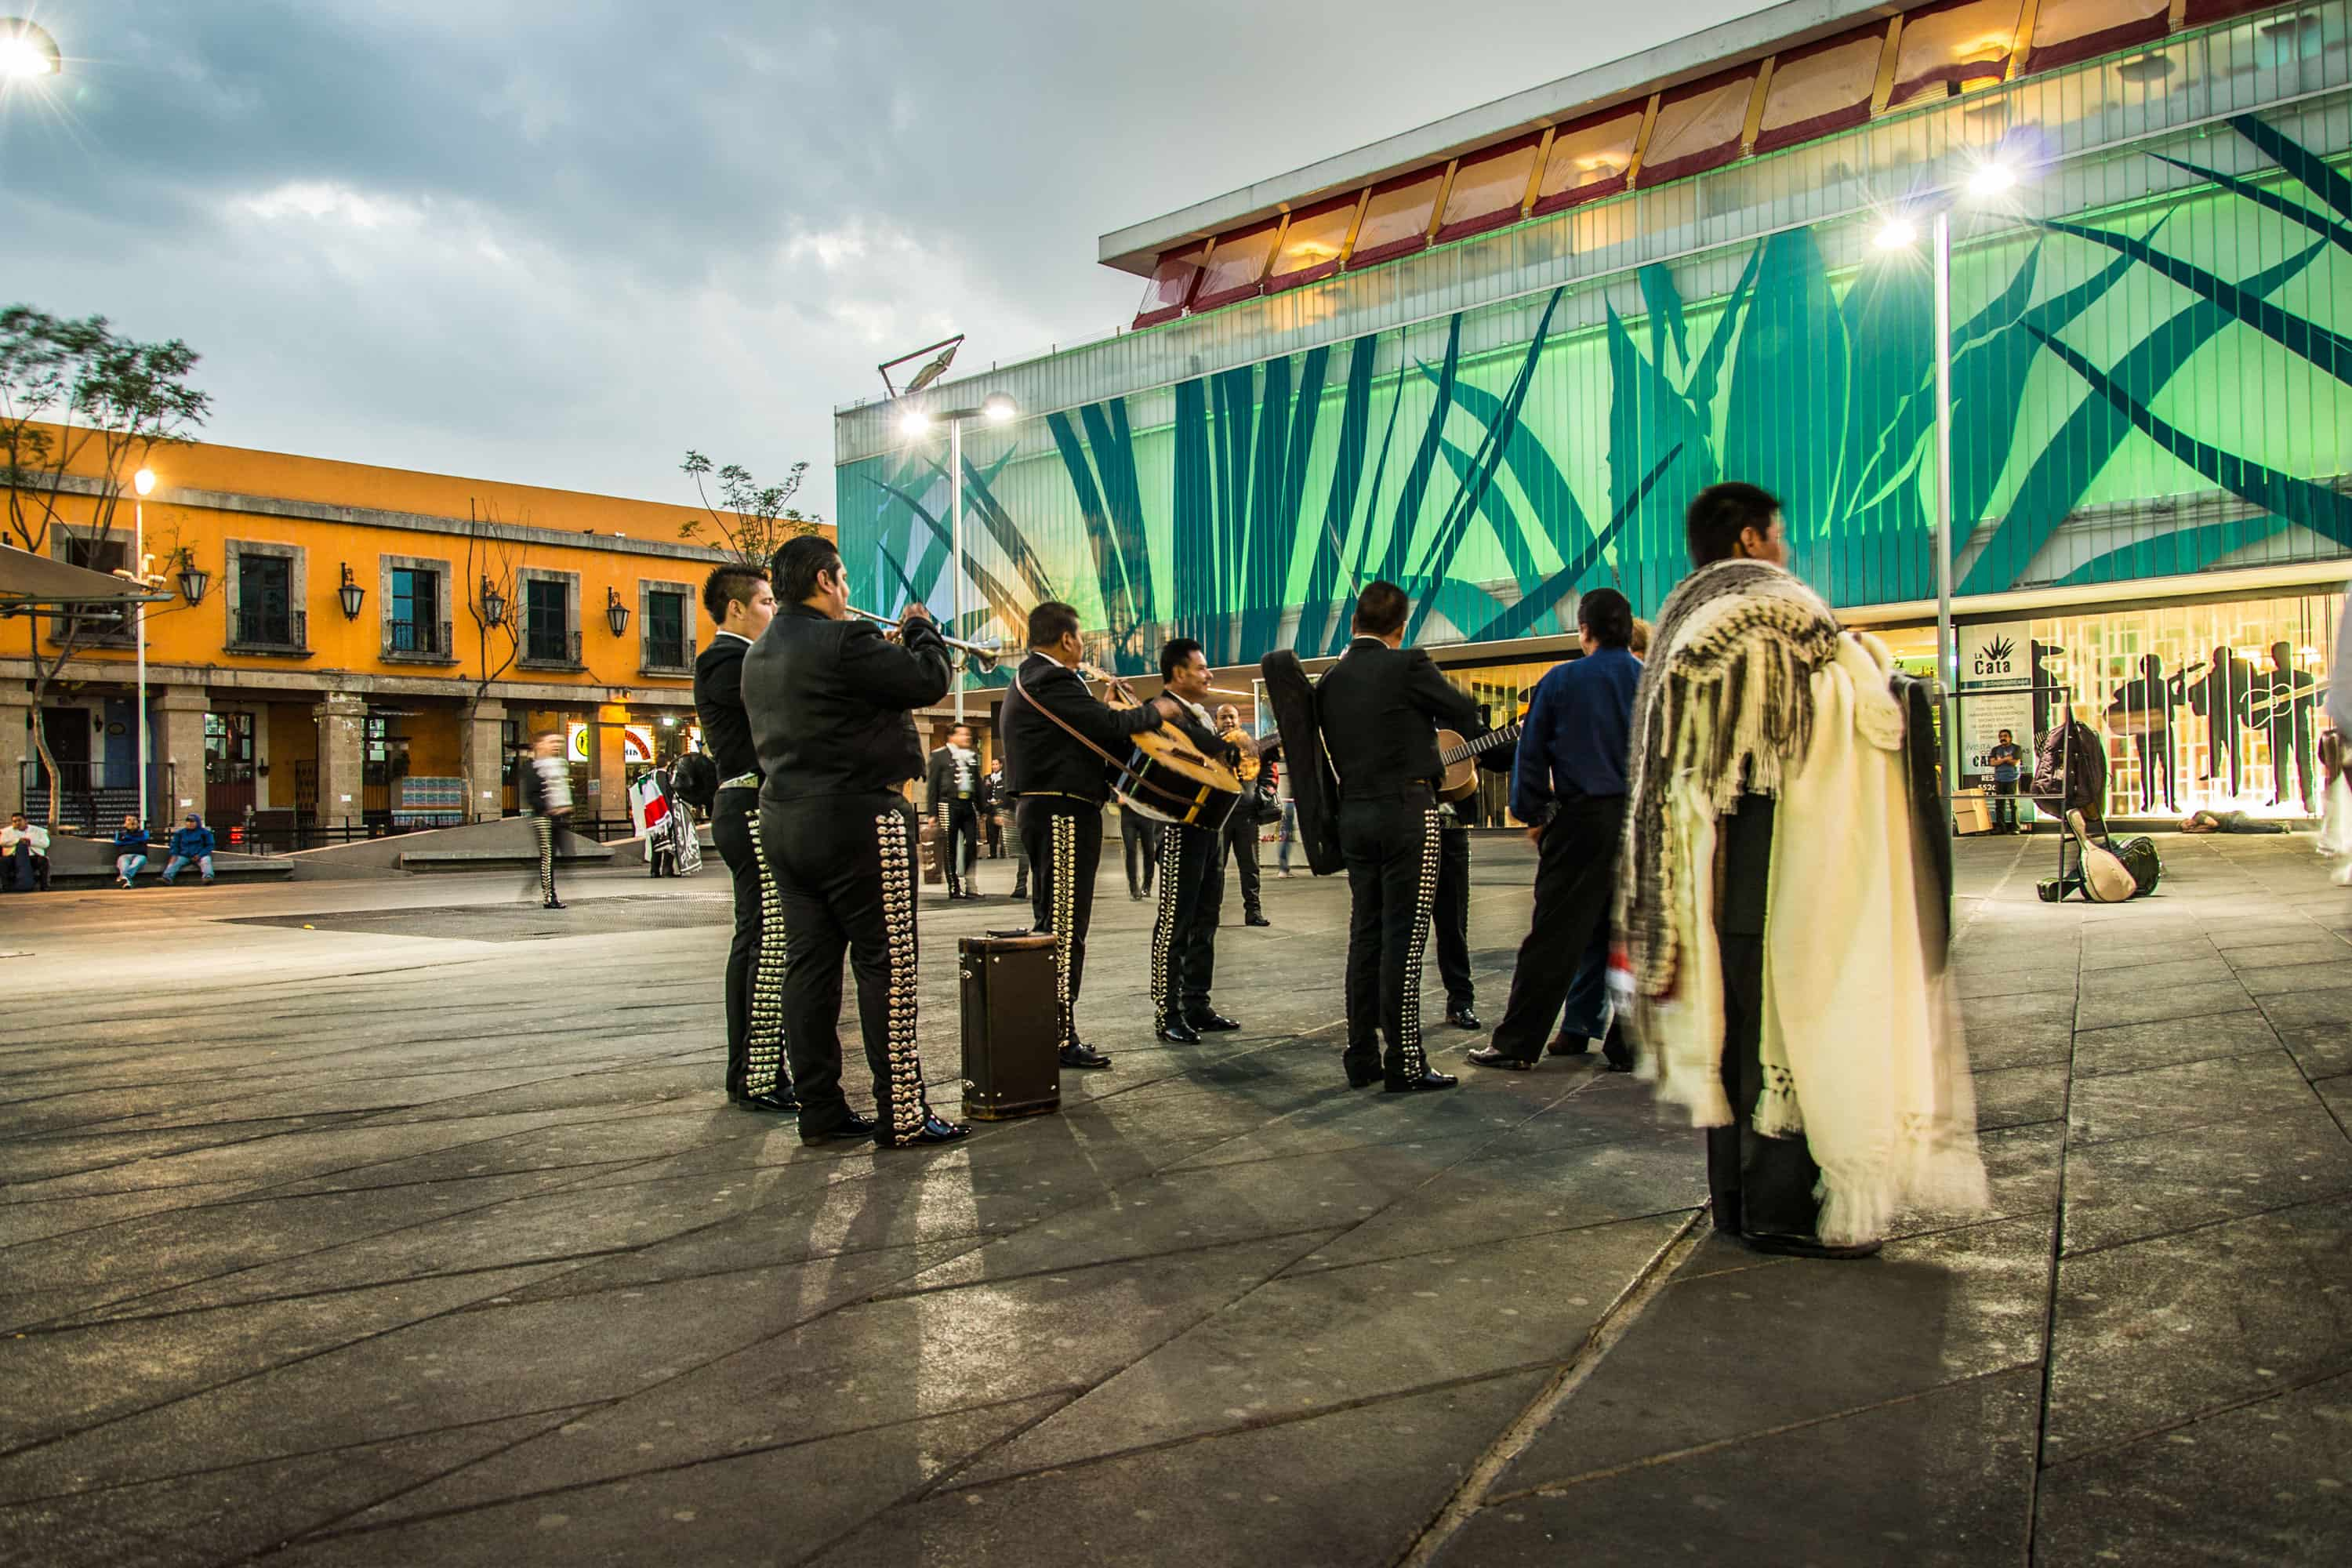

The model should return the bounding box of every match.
[2,0,1755,517]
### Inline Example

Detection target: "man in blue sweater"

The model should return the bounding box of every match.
[162,814,216,884]
[1467,587,1641,1071]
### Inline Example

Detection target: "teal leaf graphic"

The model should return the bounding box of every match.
[1299,333,1380,655]
[1377,314,1463,585]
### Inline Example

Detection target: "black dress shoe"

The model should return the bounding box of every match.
[1343,1058,1383,1089]
[799,1109,878,1146]
[1738,1229,1882,1260]
[877,1112,971,1147]
[543,899,566,910]
[1446,1007,1483,1031]
[1599,1021,1634,1073]
[1185,1011,1240,1033]
[1155,1018,1202,1045]
[1385,1069,1460,1093]
[730,1089,801,1112]
[1059,1042,1113,1069]
[1465,1046,1530,1071]
[1244,913,1271,927]
[1545,1034,1590,1057]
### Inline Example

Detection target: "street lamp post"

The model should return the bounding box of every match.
[892,390,1018,724]
[133,466,154,824]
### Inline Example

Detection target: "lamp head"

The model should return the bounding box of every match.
[982,393,1018,425]
[1873,216,1919,251]
[898,408,933,439]
[132,468,156,497]
[0,19,61,80]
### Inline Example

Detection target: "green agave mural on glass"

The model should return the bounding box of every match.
[841,115,2352,679]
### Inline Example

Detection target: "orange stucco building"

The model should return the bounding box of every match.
[4,432,827,837]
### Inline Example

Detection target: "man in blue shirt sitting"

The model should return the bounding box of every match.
[1468,587,1641,1072]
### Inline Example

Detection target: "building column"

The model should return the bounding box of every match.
[589,702,630,821]
[461,698,506,821]
[313,691,368,832]
[154,687,210,826]
[0,692,29,820]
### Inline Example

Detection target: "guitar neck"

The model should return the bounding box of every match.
[1440,723,1520,766]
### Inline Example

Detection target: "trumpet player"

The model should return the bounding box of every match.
[1214,702,1272,929]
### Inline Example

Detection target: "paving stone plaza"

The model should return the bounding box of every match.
[2,833,2348,1566]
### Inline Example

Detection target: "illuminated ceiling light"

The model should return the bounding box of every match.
[1967,161,2018,198]
[0,18,62,79]
[982,393,1018,424]
[898,408,933,439]
[1874,216,1919,251]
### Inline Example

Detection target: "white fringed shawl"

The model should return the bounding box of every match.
[1639,630,1988,1244]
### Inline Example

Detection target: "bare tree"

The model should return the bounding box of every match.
[679,452,821,567]
[1,307,211,827]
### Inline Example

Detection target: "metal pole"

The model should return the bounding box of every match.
[1932,208,1958,813]
[135,495,148,824]
[949,415,966,724]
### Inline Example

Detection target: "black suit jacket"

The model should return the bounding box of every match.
[1002,652,1164,804]
[691,633,760,783]
[745,604,951,805]
[1316,636,1483,800]
[925,746,979,811]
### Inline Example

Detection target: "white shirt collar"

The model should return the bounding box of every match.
[713,630,753,646]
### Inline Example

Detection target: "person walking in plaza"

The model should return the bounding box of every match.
[2,812,50,893]
[742,535,964,1148]
[113,814,151,887]
[1275,790,1298,878]
[1149,641,1243,1044]
[517,735,570,909]
[1619,482,1984,1258]
[1003,601,1185,1069]
[924,722,984,901]
[1120,802,1160,901]
[694,561,796,1114]
[1985,728,2026,833]
[1468,588,1640,1073]
[1317,580,1486,1092]
[981,756,1007,858]
[160,813,217,886]
[1213,703,1272,928]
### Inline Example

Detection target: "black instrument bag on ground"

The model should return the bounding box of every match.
[2111,835,2163,896]
[1258,649,1342,875]
[959,932,1061,1120]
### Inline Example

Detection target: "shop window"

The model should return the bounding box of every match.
[1434,134,1542,244]
[1346,169,1444,269]
[1889,0,2022,107]
[1133,245,1206,328]
[1530,106,1644,216]
[1755,28,1885,153]
[1638,66,1761,187]
[1265,195,1359,292]
[1190,222,1283,312]
[2024,0,2172,74]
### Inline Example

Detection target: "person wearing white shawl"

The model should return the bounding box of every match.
[1617,482,1987,1258]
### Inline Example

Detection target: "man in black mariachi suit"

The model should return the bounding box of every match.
[693,562,795,1112]
[924,723,983,900]
[1213,703,1272,929]
[1002,601,1184,1070]
[742,535,966,1149]
[1149,641,1244,1044]
[1316,580,1484,1092]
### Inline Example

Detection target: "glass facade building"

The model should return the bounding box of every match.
[837,0,2350,821]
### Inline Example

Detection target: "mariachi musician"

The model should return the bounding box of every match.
[1214,702,1274,929]
[1316,580,1486,1092]
[742,535,966,1149]
[1001,601,1185,1069]
[1149,641,1247,1043]
[924,721,983,900]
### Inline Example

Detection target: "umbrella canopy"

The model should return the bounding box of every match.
[0,543,172,608]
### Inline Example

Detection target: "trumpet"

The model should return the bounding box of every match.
[848,605,1004,673]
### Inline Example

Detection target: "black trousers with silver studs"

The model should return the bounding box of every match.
[1018,796,1103,1051]
[1337,792,1443,1083]
[1150,822,1221,1025]
[760,793,935,1142]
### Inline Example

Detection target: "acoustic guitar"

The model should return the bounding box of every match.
[1434,723,1523,804]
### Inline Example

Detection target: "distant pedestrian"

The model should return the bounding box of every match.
[1275,794,1298,877]
[2,813,49,893]
[161,814,216,884]
[1985,728,2025,833]
[518,731,572,909]
[114,815,151,887]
